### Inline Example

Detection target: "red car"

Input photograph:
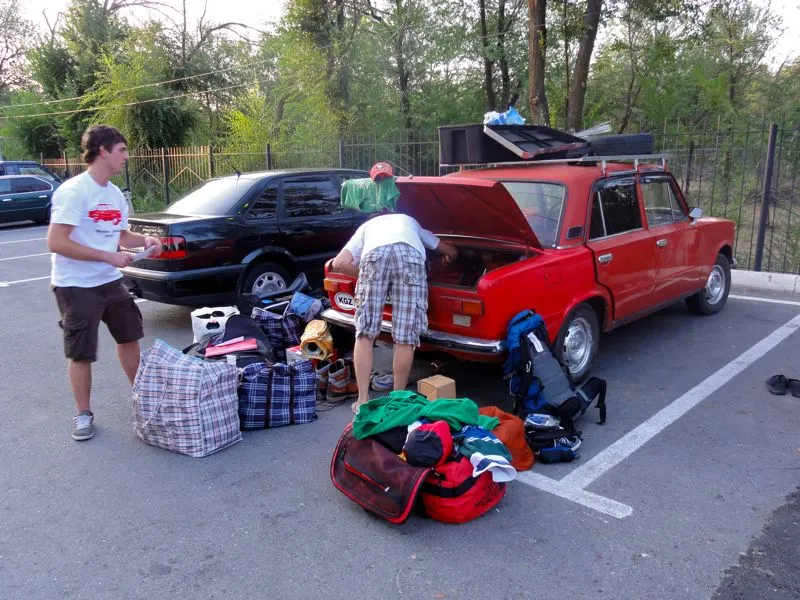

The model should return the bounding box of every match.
[321,157,735,381]
[88,203,122,225]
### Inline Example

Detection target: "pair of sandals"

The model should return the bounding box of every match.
[766,375,800,397]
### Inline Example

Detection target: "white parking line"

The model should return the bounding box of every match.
[0,275,51,287]
[0,237,47,245]
[0,252,52,262]
[731,294,800,307]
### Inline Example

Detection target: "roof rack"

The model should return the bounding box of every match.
[440,153,669,176]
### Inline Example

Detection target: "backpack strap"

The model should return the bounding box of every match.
[577,376,607,424]
[511,331,538,416]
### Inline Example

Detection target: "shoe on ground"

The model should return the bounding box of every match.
[72,411,94,441]
[370,372,393,392]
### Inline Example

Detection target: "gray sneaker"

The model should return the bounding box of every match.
[71,411,95,441]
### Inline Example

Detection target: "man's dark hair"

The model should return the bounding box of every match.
[81,125,128,164]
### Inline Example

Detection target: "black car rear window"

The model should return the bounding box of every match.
[165,178,256,216]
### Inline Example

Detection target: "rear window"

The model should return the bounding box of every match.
[165,178,256,216]
[501,181,566,247]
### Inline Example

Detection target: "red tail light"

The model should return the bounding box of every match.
[155,236,187,259]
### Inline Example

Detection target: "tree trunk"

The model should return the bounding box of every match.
[497,0,511,108]
[567,0,602,132]
[527,0,549,124]
[479,0,496,111]
[394,0,412,132]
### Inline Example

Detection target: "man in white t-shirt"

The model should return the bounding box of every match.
[331,211,458,413]
[47,125,162,441]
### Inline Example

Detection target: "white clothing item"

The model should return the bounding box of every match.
[343,213,440,264]
[469,452,517,483]
[50,172,130,288]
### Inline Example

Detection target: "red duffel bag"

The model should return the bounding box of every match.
[330,423,431,524]
[420,455,506,524]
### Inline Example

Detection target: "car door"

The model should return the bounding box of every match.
[242,180,281,254]
[586,176,657,322]
[4,177,52,220]
[640,174,699,302]
[278,173,363,271]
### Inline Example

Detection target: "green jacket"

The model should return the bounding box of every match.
[352,391,499,439]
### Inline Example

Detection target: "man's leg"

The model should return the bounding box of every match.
[68,360,92,413]
[353,336,375,406]
[117,340,141,385]
[392,343,414,391]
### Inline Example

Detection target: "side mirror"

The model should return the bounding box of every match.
[688,207,703,220]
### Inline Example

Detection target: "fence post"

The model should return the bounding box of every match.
[124,160,131,191]
[683,139,695,195]
[63,151,70,178]
[208,145,215,178]
[753,123,778,272]
[161,147,170,205]
[338,139,344,168]
[266,143,272,170]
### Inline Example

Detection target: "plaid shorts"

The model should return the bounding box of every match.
[355,243,428,346]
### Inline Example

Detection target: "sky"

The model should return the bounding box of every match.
[20,0,800,66]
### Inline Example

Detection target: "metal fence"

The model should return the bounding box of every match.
[42,118,800,275]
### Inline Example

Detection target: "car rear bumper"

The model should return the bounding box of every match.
[121,264,244,306]
[320,308,505,356]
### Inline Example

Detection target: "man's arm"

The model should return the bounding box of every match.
[48,224,134,269]
[435,240,458,265]
[119,230,162,257]
[331,249,360,278]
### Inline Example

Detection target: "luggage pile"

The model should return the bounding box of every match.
[132,284,338,457]
[330,391,534,525]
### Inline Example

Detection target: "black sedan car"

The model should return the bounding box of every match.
[121,168,369,306]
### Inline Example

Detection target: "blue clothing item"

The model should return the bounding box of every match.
[453,425,512,463]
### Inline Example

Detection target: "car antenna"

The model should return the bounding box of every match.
[221,155,242,177]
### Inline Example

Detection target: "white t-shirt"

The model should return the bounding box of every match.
[50,172,130,288]
[343,213,440,264]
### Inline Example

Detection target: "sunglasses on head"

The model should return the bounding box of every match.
[197,310,227,319]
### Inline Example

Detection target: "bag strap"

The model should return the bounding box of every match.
[263,367,273,429]
[288,365,296,426]
[421,471,480,498]
[511,332,540,416]
[577,376,607,424]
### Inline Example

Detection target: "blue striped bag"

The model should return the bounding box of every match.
[238,360,317,429]
[251,306,302,363]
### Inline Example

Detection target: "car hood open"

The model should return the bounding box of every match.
[394,177,542,249]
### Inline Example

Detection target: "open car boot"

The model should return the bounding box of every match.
[766,374,790,395]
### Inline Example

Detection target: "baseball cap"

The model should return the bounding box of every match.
[369,162,394,182]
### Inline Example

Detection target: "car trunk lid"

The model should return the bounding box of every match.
[394,177,542,250]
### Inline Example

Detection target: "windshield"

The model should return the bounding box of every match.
[165,178,256,216]
[500,181,566,248]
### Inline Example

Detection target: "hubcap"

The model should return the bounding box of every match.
[563,316,593,376]
[705,265,726,305]
[252,271,287,294]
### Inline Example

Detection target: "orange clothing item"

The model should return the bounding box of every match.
[478,406,535,471]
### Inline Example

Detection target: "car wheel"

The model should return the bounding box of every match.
[556,303,600,383]
[34,206,51,225]
[686,253,731,315]
[242,261,291,296]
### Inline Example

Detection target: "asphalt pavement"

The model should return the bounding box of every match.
[1,220,799,600]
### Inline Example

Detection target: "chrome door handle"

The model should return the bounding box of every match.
[38,195,48,199]
[656,239,668,247]
[598,253,613,264]
[1,198,11,202]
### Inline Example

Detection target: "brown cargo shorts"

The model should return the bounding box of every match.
[52,279,144,362]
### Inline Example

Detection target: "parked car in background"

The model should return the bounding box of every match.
[121,168,370,307]
[321,156,735,381]
[0,168,62,225]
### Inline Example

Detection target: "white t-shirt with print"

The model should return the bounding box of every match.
[50,171,130,288]
[343,213,440,264]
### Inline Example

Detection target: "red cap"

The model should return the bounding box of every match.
[369,162,394,182]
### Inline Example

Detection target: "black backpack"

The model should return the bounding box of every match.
[504,309,607,432]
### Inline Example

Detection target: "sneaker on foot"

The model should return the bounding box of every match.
[72,411,94,441]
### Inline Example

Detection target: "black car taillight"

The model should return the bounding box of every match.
[155,236,187,259]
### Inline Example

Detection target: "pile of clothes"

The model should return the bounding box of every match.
[331,391,535,524]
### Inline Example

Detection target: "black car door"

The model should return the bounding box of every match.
[241,179,281,256]
[278,173,365,270]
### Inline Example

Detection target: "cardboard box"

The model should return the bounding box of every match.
[417,375,457,401]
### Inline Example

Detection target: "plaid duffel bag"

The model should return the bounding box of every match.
[132,339,242,457]
[238,360,317,429]
[251,306,302,363]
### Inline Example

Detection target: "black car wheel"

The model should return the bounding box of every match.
[686,253,731,315]
[242,261,291,296]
